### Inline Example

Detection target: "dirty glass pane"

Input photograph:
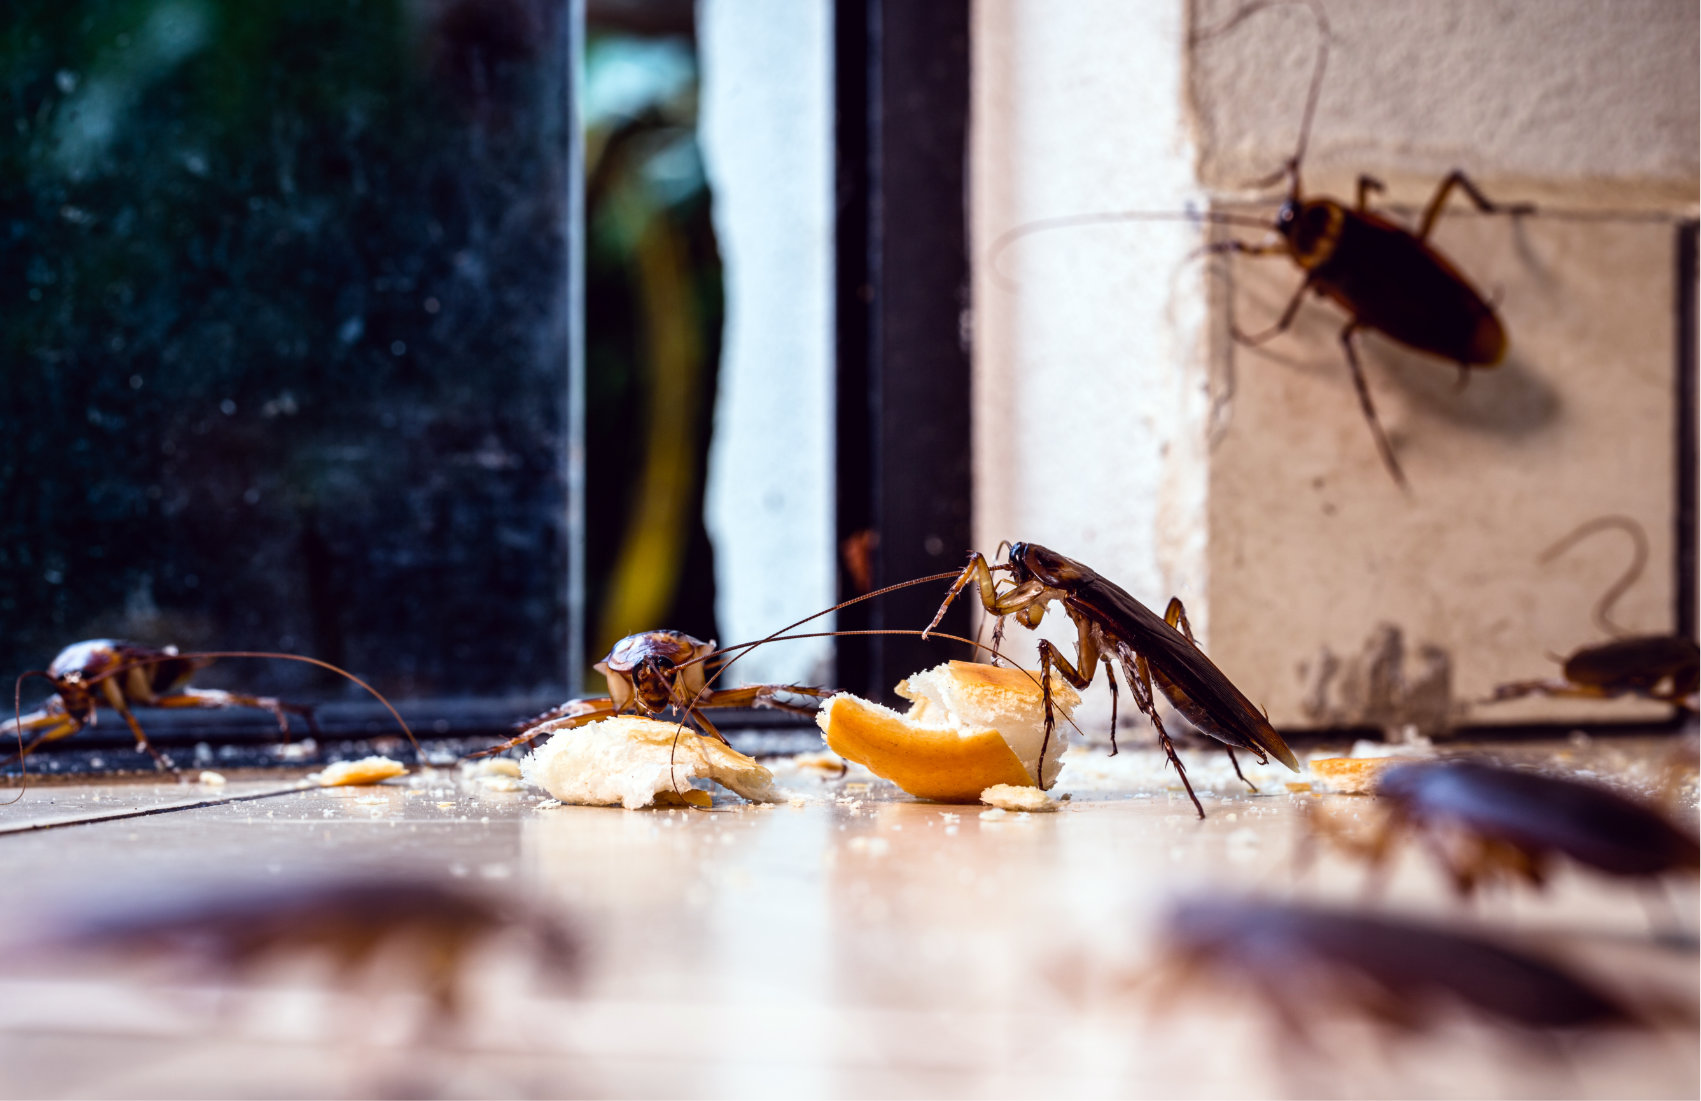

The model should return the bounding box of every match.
[0,1,572,703]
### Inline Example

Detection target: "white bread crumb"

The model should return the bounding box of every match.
[980,784,1058,812]
[315,756,408,787]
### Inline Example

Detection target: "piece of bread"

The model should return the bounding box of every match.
[315,756,408,787]
[815,661,1081,803]
[521,716,780,809]
[1308,755,1424,794]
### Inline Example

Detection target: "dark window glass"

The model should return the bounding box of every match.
[0,0,572,704]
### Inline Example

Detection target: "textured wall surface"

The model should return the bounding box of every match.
[1192,0,1699,209]
[973,0,1697,733]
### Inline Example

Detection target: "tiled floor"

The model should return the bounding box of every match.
[0,736,1695,1098]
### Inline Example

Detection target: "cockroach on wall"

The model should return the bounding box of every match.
[1488,516,1698,710]
[2,640,418,784]
[992,0,1533,489]
[924,542,1300,818]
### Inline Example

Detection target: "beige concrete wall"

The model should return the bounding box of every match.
[972,0,1697,735]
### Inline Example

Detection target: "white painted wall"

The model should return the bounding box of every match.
[698,0,835,685]
[972,0,1208,734]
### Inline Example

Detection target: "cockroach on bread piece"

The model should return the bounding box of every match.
[925,542,1299,818]
[472,629,834,759]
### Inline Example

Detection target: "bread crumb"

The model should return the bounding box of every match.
[197,770,227,787]
[979,808,1010,821]
[461,757,523,779]
[480,776,523,793]
[315,757,408,787]
[981,784,1058,812]
[786,751,848,776]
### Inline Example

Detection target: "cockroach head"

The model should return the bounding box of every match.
[1008,543,1088,589]
[631,655,679,714]
[1274,200,1341,268]
[49,670,97,721]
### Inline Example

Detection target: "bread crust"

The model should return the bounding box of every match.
[816,693,1036,803]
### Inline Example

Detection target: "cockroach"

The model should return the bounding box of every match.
[1150,897,1643,1046]
[992,0,1534,488]
[1488,516,1698,710]
[923,542,1300,818]
[36,876,580,1031]
[472,629,837,758]
[1491,636,1700,711]
[1308,759,1700,897]
[2,640,418,780]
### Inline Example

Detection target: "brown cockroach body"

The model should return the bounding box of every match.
[1199,1,1533,489]
[1491,635,1699,710]
[475,628,834,758]
[995,0,1532,488]
[3,639,320,769]
[1311,760,1700,896]
[41,877,580,1028]
[1489,517,1698,710]
[925,542,1299,818]
[1153,897,1642,1044]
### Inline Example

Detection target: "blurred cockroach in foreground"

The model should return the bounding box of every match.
[2,640,418,779]
[991,0,1533,489]
[34,877,580,1033]
[1488,517,1698,710]
[925,542,1299,818]
[1305,759,1700,898]
[1149,897,1645,1048]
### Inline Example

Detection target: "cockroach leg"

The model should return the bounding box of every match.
[109,700,172,770]
[1126,650,1205,818]
[1230,273,1311,347]
[1355,174,1385,211]
[691,683,835,716]
[1163,598,1256,792]
[1034,634,1097,783]
[1224,747,1257,793]
[1162,597,1196,645]
[468,701,621,759]
[153,687,320,737]
[1416,169,1534,242]
[1339,323,1409,491]
[1102,656,1120,756]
